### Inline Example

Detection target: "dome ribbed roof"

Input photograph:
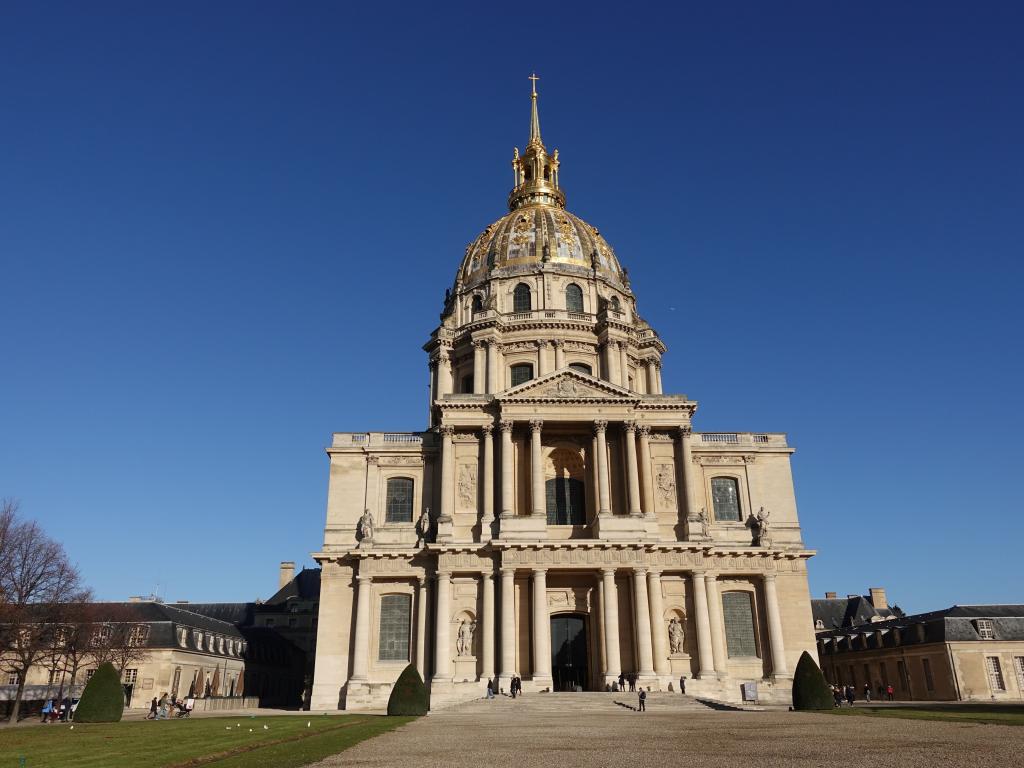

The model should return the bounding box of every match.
[458,204,626,286]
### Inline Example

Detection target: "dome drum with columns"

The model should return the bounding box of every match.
[310,79,818,712]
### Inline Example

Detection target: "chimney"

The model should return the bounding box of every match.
[869,587,888,610]
[825,592,837,599]
[279,561,296,590]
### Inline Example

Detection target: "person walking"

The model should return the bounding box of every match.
[832,685,843,708]
[147,697,158,720]
[157,693,168,720]
[638,688,647,713]
[863,683,872,702]
[486,679,494,700]
[845,685,855,706]
[679,675,686,695]
[886,684,895,701]
[628,674,636,693]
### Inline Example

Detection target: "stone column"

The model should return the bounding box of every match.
[437,349,453,396]
[646,359,660,395]
[416,576,428,679]
[531,569,551,683]
[500,568,516,681]
[481,425,494,521]
[439,425,455,522]
[763,574,789,676]
[623,422,642,517]
[619,342,630,388]
[500,420,514,518]
[537,340,550,376]
[486,339,499,394]
[364,455,380,519]
[637,426,655,519]
[606,341,621,386]
[553,339,566,370]
[654,360,663,394]
[530,419,544,517]
[647,570,669,676]
[433,571,451,682]
[350,574,372,681]
[594,420,611,515]
[601,568,621,678]
[482,571,495,682]
[632,567,656,676]
[690,571,715,678]
[705,574,728,678]
[472,341,486,394]
[678,426,702,534]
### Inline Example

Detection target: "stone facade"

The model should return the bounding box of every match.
[310,84,818,710]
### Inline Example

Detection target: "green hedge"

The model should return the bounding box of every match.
[386,664,428,716]
[74,662,125,722]
[791,651,834,711]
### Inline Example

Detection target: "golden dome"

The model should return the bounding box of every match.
[458,205,627,286]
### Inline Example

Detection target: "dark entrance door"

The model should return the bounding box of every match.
[550,614,588,691]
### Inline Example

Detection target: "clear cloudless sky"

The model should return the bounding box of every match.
[1,2,1022,611]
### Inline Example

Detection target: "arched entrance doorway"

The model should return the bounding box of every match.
[550,613,589,691]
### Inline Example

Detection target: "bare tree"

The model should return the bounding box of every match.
[0,499,20,605]
[87,604,151,677]
[0,503,87,722]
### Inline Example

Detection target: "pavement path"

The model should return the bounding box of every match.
[310,693,1024,768]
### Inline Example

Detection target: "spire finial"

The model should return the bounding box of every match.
[528,73,542,147]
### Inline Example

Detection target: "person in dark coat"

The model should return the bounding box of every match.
[618,672,625,691]
[638,688,647,712]
[679,675,686,694]
[147,697,158,720]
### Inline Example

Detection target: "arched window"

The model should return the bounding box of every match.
[565,283,584,312]
[546,477,586,525]
[711,477,742,522]
[609,296,621,313]
[513,283,532,312]
[385,478,414,523]
[722,591,758,657]
[471,295,483,313]
[510,363,534,387]
[378,594,411,661]
[568,363,592,375]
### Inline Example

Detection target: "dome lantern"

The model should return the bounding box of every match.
[508,75,565,211]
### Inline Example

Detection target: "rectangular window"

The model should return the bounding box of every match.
[6,673,17,685]
[711,477,742,522]
[922,658,935,692]
[378,594,412,661]
[1014,657,1024,692]
[721,591,757,657]
[123,668,138,685]
[976,619,995,639]
[897,660,909,690]
[510,364,533,387]
[879,662,888,685]
[385,478,414,523]
[85,669,96,681]
[986,656,1005,691]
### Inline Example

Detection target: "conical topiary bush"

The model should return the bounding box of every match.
[74,662,125,722]
[386,663,428,716]
[791,651,834,710]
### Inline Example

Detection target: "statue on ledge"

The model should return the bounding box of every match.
[358,508,375,544]
[748,506,771,548]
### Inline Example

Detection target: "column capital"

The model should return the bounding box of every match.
[480,424,493,436]
[435,570,452,582]
[417,575,428,587]
[499,419,514,433]
[472,339,485,349]
[653,359,662,370]
[535,339,549,349]
[529,418,544,433]
[500,567,517,577]
[366,455,379,465]
[593,419,608,435]
[678,425,693,438]
[356,574,373,584]
[632,565,649,576]
[646,568,662,578]
[607,340,620,350]
[600,567,618,576]
[486,337,501,347]
[531,567,548,575]
[623,420,637,433]
[763,572,778,583]
[437,425,456,437]
[552,338,565,349]
[637,424,651,437]
[690,569,707,579]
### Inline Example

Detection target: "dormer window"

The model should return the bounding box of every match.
[814,619,825,630]
[975,619,996,639]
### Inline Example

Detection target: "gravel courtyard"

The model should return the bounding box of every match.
[311,694,1023,768]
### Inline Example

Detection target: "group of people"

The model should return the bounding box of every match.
[146,692,195,719]
[611,672,640,692]
[483,675,523,699]
[832,682,895,706]
[39,698,75,723]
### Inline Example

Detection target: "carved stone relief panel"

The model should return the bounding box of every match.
[457,464,478,511]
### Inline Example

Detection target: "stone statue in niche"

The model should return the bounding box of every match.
[747,506,772,547]
[457,620,475,656]
[358,509,375,543]
[668,617,685,654]
[416,507,431,546]
[699,507,711,538]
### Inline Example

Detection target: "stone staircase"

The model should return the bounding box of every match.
[440,690,733,714]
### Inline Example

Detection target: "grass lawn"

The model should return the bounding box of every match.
[826,704,1024,726]
[0,713,415,768]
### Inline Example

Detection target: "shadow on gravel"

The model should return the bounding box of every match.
[613,701,638,712]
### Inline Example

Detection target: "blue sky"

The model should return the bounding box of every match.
[1,2,1021,611]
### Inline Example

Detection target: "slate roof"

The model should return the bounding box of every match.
[811,595,899,631]
[264,568,321,606]
[82,601,244,649]
[817,604,1024,647]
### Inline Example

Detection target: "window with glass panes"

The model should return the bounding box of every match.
[513,283,531,312]
[546,477,586,525]
[565,284,584,312]
[569,363,592,375]
[123,668,138,685]
[385,478,414,523]
[976,619,995,639]
[711,477,742,521]
[1014,657,1024,691]
[510,364,533,387]
[721,591,757,657]
[378,594,412,661]
[986,656,1006,691]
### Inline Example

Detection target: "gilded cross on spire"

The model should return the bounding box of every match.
[528,73,542,147]
[528,73,539,95]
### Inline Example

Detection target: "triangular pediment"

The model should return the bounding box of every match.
[498,369,638,402]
